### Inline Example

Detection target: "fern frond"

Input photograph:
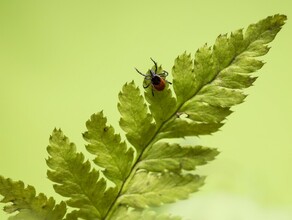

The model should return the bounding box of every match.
[107,14,286,218]
[0,176,66,220]
[0,14,285,220]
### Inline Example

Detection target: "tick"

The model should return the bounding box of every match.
[135,58,172,96]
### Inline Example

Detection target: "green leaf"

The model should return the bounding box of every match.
[180,101,232,123]
[46,129,117,220]
[109,15,286,217]
[192,85,247,108]
[106,15,286,218]
[139,142,219,172]
[118,81,156,154]
[214,71,257,89]
[159,119,223,139]
[0,14,286,220]
[119,171,205,208]
[0,176,66,220]
[212,34,235,70]
[83,111,134,188]
[172,52,196,105]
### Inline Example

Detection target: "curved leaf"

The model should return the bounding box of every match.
[118,81,156,154]
[119,171,204,208]
[159,119,223,139]
[172,52,196,105]
[139,142,219,172]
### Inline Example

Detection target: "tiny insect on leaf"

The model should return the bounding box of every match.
[135,58,172,96]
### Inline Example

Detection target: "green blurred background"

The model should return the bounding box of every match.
[0,0,291,219]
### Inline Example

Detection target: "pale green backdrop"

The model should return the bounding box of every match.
[0,0,291,219]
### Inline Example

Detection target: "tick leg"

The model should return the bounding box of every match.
[150,58,158,73]
[158,70,169,77]
[143,82,151,88]
[151,87,154,96]
[166,80,172,85]
[135,68,147,76]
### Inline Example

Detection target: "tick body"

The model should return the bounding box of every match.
[135,58,172,96]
